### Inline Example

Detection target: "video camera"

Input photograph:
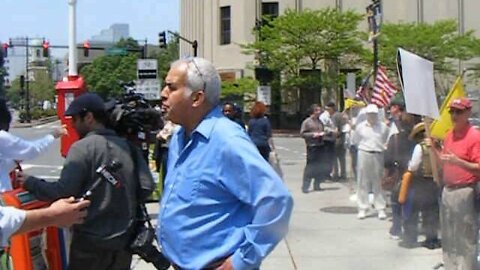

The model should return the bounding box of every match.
[106,81,163,148]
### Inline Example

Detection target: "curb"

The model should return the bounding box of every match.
[11,116,59,128]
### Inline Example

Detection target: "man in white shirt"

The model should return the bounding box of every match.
[352,104,389,219]
[0,197,90,247]
[0,99,66,191]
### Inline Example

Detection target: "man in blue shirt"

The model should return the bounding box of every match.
[158,57,293,270]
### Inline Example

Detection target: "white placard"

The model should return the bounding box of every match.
[135,79,161,100]
[397,48,439,119]
[256,86,271,105]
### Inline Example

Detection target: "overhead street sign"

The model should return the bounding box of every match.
[106,47,127,56]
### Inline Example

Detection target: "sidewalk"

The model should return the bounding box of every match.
[264,137,442,270]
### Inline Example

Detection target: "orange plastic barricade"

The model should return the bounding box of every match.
[1,189,67,270]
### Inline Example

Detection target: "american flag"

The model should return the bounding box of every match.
[371,65,397,107]
[356,72,373,103]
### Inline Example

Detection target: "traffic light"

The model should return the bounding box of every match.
[83,40,90,57]
[2,43,8,58]
[42,40,49,57]
[158,31,167,49]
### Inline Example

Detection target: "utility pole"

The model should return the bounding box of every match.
[25,37,30,123]
[68,0,78,76]
[367,0,382,78]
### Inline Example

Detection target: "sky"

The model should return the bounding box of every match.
[2,0,179,57]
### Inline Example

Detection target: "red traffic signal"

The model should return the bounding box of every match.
[42,41,50,57]
[2,43,8,57]
[83,40,90,57]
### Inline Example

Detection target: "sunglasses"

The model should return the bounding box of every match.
[449,109,466,115]
[187,58,207,92]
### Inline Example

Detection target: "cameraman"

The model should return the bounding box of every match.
[18,93,155,270]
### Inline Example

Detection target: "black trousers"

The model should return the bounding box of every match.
[68,238,132,270]
[302,145,328,191]
[257,145,270,161]
[403,178,440,243]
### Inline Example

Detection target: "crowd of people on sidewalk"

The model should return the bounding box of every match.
[300,95,480,269]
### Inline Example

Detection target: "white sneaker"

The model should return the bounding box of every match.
[357,210,366,219]
[389,233,401,240]
[378,210,387,220]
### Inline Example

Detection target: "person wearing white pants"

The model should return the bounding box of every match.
[352,104,389,219]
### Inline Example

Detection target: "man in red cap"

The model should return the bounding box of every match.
[430,97,480,270]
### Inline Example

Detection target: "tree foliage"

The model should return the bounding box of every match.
[244,8,366,100]
[378,20,480,74]
[116,37,142,50]
[80,53,138,99]
[80,37,180,99]
[0,49,6,98]
[6,70,55,108]
[221,77,258,98]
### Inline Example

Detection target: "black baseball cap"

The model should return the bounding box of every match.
[65,93,106,116]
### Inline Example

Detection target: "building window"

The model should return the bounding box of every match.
[220,6,231,45]
[262,2,279,18]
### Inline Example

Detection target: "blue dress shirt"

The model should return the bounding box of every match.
[158,107,293,270]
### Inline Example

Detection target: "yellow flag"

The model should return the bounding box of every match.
[429,77,465,139]
[344,98,366,111]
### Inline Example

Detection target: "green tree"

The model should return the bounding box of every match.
[6,70,55,109]
[221,77,258,98]
[81,37,180,99]
[116,37,141,50]
[378,20,480,75]
[244,8,366,102]
[6,77,21,106]
[29,71,55,105]
[80,53,138,99]
[0,49,6,98]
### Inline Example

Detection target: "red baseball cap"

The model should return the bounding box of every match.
[449,97,472,110]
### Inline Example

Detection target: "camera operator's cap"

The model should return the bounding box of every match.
[365,104,379,114]
[65,93,106,116]
[449,97,472,111]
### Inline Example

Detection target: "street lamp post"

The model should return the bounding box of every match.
[25,37,31,123]
[367,0,382,77]
[68,0,78,76]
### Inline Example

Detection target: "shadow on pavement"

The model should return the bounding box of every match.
[319,206,357,214]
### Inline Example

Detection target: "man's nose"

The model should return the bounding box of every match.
[160,87,169,99]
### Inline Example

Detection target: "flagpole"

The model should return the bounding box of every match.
[424,72,467,186]
[424,117,441,185]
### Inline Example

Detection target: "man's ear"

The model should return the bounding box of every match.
[84,111,95,123]
[192,91,205,107]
